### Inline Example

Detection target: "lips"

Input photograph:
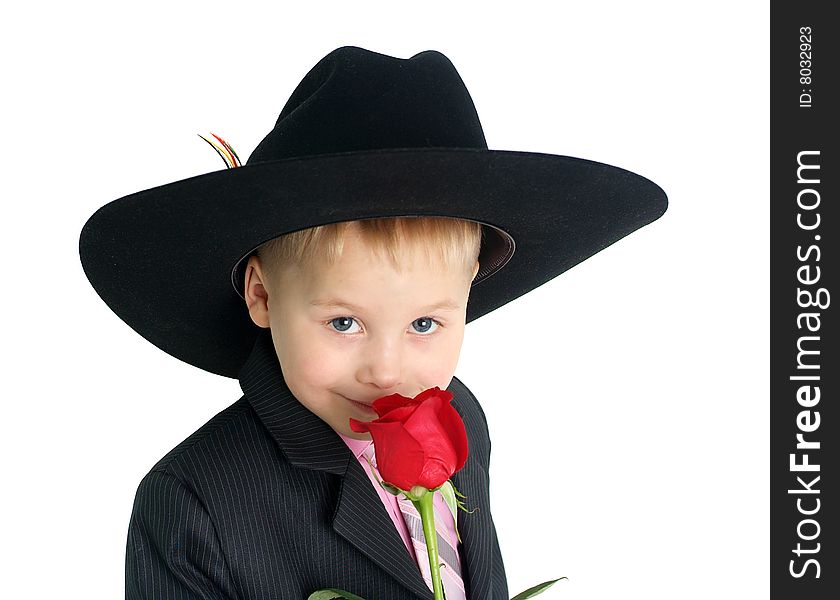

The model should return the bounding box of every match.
[343,395,377,412]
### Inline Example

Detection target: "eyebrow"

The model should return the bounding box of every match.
[310,298,462,312]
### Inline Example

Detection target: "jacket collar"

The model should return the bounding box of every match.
[238,328,351,475]
[238,328,493,600]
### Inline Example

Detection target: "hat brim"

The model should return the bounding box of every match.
[79,147,667,378]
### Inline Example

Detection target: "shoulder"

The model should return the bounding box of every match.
[142,395,277,486]
[131,394,298,526]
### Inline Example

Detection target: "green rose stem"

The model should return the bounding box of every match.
[410,487,446,600]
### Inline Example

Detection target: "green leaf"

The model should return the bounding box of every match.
[450,481,467,499]
[307,588,368,600]
[440,481,457,518]
[509,577,567,600]
[443,478,478,515]
[439,481,463,543]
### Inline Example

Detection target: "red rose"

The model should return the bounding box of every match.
[349,387,469,491]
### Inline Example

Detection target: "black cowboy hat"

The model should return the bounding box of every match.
[79,46,667,379]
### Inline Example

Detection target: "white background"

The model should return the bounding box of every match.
[2,1,768,598]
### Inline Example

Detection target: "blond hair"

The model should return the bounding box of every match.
[255,217,482,284]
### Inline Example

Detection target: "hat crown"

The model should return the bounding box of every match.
[247,46,488,164]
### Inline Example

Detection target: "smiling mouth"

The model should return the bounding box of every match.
[344,396,377,413]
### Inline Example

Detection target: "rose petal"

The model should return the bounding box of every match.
[348,417,371,433]
[402,397,459,488]
[414,386,453,404]
[418,457,455,490]
[375,403,420,424]
[365,420,426,491]
[433,396,469,471]
[372,393,416,416]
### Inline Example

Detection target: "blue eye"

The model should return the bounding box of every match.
[328,316,440,335]
[329,317,360,333]
[411,317,439,334]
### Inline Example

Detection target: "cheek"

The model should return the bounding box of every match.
[413,332,464,386]
[283,344,344,389]
[274,324,344,389]
[279,347,345,417]
[299,353,341,386]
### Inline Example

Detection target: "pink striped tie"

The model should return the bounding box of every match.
[364,445,466,599]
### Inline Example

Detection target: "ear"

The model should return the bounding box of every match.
[471,260,480,281]
[244,255,271,329]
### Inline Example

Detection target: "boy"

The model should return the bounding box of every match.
[79,46,666,599]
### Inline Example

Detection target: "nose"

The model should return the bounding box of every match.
[357,336,404,391]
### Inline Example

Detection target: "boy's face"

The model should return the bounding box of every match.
[244,226,480,440]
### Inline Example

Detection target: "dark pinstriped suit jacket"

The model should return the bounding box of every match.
[126,329,508,599]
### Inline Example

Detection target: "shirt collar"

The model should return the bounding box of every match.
[337,432,373,461]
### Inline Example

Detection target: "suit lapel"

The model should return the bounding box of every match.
[333,456,436,599]
[239,329,435,599]
[449,393,493,600]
